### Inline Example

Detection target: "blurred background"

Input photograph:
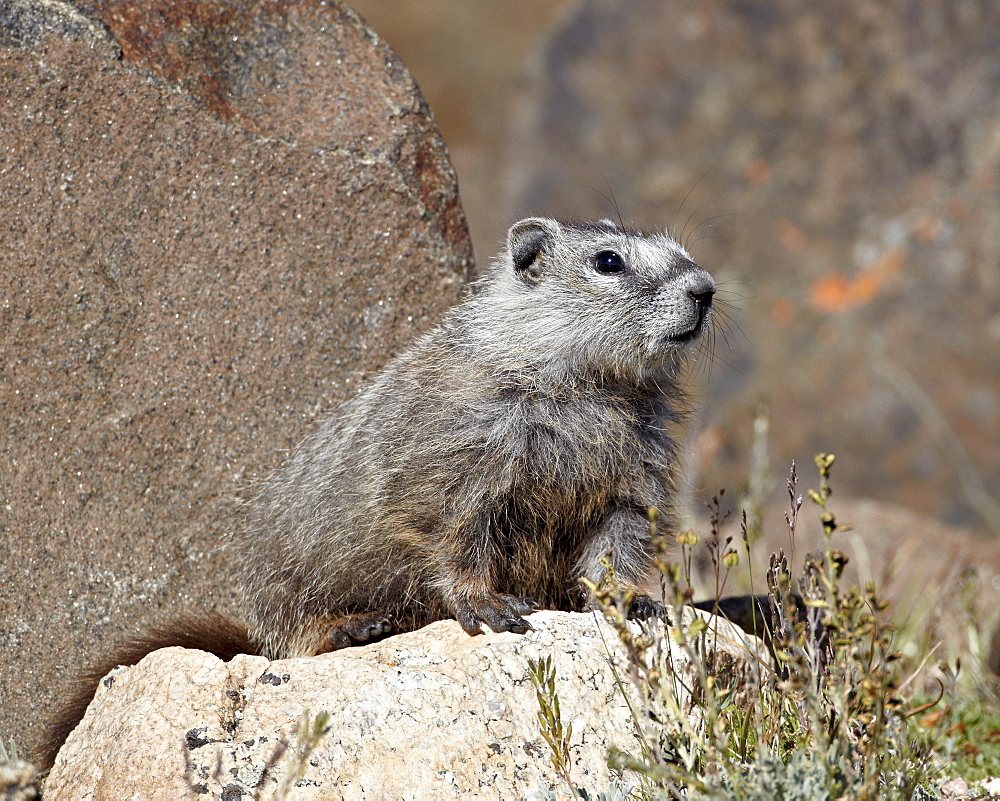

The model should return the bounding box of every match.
[351,0,1000,543]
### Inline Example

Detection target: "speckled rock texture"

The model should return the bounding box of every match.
[0,0,472,760]
[44,610,764,800]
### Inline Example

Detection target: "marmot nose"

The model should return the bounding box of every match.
[688,287,715,313]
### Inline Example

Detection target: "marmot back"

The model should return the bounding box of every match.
[238,217,716,659]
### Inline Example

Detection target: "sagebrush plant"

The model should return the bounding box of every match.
[537,454,947,800]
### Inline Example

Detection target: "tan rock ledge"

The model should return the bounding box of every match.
[46,609,765,800]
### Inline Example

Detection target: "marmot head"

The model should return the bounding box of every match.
[467,217,716,385]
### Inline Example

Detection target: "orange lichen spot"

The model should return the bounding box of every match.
[745,160,772,186]
[808,248,904,314]
[809,273,854,314]
[770,295,797,326]
[774,217,808,254]
[851,270,882,304]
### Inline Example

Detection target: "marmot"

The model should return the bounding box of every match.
[42,216,714,768]
[239,215,715,659]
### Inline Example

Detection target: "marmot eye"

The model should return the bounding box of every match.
[595,250,625,275]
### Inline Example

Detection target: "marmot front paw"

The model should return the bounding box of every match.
[453,593,538,635]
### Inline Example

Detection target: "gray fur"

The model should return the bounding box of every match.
[237,217,716,659]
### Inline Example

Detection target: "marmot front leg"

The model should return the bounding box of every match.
[577,506,664,619]
[449,587,539,635]
[435,517,539,635]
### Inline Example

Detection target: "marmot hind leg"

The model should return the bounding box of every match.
[315,611,395,653]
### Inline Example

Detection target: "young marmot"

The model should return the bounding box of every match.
[239,216,716,659]
[41,216,714,768]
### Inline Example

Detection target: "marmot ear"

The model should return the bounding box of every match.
[507,217,558,285]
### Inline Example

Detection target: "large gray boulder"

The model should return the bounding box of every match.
[0,0,472,760]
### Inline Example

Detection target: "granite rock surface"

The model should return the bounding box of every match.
[45,610,765,800]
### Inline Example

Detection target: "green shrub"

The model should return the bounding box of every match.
[536,454,953,800]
